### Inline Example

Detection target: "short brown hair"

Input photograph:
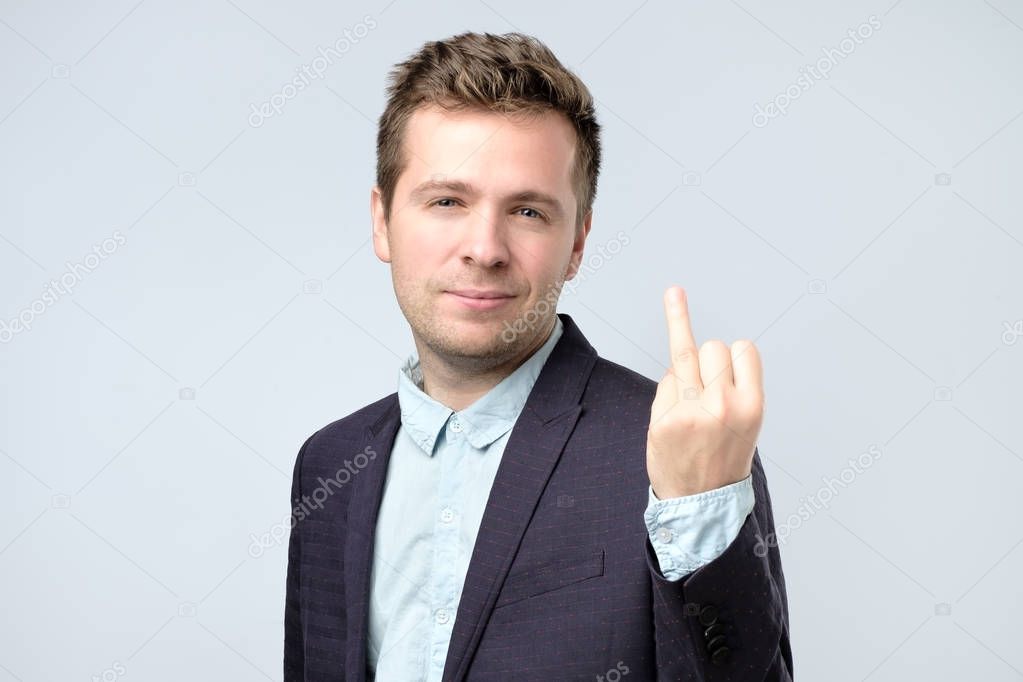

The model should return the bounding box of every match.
[375,31,602,229]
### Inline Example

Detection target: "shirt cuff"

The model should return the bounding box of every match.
[644,475,756,581]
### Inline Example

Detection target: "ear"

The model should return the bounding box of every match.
[370,185,391,263]
[564,210,593,281]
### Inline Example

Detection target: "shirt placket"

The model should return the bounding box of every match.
[426,413,466,681]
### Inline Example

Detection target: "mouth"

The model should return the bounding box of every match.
[444,289,516,311]
[446,288,516,299]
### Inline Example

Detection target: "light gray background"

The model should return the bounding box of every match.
[2,0,1022,680]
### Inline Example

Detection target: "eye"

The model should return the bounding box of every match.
[516,207,546,221]
[429,198,460,209]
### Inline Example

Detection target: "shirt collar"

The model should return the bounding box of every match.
[397,316,564,455]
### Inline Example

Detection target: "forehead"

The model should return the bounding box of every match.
[396,104,577,197]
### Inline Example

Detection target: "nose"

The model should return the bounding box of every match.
[460,207,510,268]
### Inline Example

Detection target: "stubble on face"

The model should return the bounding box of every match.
[391,259,570,376]
[376,105,585,385]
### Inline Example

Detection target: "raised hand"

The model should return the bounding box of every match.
[646,286,765,499]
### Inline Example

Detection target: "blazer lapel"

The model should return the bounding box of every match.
[442,313,598,681]
[344,398,401,682]
[339,314,598,681]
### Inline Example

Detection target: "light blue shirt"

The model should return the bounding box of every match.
[366,316,755,680]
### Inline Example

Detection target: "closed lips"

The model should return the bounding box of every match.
[447,290,514,298]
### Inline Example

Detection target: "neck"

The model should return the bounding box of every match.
[414,317,556,412]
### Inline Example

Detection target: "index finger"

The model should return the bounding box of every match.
[664,286,702,389]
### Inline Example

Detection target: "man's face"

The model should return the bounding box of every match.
[371,104,591,370]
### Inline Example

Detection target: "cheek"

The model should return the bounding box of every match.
[519,266,570,301]
[516,228,570,256]
[392,231,446,267]
[390,243,446,291]
[402,227,451,258]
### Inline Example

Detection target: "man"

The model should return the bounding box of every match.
[284,31,792,681]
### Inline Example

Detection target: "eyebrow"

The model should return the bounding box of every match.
[408,179,566,218]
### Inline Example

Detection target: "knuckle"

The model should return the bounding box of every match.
[730,397,762,424]
[700,339,727,354]
[662,408,697,429]
[732,339,756,354]
[705,396,728,419]
[672,348,696,364]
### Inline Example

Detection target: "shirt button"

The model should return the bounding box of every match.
[440,507,455,523]
[450,419,462,433]
[657,527,674,543]
[435,608,450,624]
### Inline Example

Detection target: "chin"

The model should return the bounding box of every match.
[441,322,518,357]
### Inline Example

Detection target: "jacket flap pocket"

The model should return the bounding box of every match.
[495,546,604,609]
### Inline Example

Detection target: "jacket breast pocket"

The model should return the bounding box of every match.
[494,546,605,609]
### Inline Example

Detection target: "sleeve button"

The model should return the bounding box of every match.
[698,605,719,627]
[711,645,731,665]
[704,623,725,640]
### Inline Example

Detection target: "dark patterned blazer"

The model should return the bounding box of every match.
[284,312,793,681]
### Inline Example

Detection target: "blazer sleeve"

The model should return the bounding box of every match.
[284,433,314,682]
[645,447,793,680]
